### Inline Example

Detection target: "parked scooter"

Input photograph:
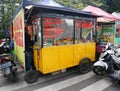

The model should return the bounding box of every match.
[0,53,17,81]
[106,56,120,81]
[0,42,5,54]
[97,51,120,83]
[0,39,17,81]
[93,42,120,75]
[0,41,11,54]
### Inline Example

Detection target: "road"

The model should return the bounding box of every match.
[0,67,119,91]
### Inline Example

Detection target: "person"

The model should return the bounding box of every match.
[10,39,14,50]
[25,28,35,71]
[6,29,10,41]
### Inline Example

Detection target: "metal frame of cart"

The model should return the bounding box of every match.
[10,0,97,83]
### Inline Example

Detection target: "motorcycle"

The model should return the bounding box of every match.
[0,42,5,54]
[93,43,120,75]
[99,52,120,84]
[0,53,17,81]
[93,46,120,85]
[0,41,11,54]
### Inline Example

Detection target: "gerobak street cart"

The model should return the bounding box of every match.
[10,0,97,83]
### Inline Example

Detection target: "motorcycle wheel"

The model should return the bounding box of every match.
[78,58,92,74]
[93,66,106,75]
[24,70,39,84]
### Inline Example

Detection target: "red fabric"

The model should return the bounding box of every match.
[44,28,64,38]
[76,20,92,28]
[96,45,105,54]
[44,18,63,27]
[0,39,5,43]
[82,22,92,28]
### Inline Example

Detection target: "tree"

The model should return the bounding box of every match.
[100,0,120,13]
[0,0,22,30]
[0,0,40,30]
[55,0,84,10]
[55,0,108,10]
[56,0,120,13]
[1,0,120,30]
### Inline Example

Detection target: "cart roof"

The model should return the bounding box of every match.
[11,0,98,23]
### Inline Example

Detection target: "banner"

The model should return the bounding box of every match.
[13,9,25,67]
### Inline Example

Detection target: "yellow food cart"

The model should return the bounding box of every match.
[10,0,97,83]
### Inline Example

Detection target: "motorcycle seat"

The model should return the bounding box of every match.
[0,53,10,58]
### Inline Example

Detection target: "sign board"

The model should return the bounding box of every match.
[13,9,25,67]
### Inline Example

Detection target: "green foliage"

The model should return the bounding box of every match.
[0,31,6,39]
[55,0,84,10]
[0,0,120,30]
[100,0,120,13]
[0,0,22,30]
[55,0,120,13]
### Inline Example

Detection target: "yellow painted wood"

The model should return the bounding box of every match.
[41,46,60,74]
[33,42,96,74]
[59,45,74,69]
[85,42,96,61]
[73,44,86,65]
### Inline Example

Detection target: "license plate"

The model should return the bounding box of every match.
[0,62,11,70]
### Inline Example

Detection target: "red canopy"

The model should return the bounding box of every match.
[82,5,120,22]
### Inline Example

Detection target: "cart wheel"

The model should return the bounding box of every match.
[78,58,92,74]
[24,70,39,84]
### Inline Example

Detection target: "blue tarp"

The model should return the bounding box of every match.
[11,0,96,23]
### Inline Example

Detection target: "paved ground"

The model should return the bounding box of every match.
[0,67,120,91]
